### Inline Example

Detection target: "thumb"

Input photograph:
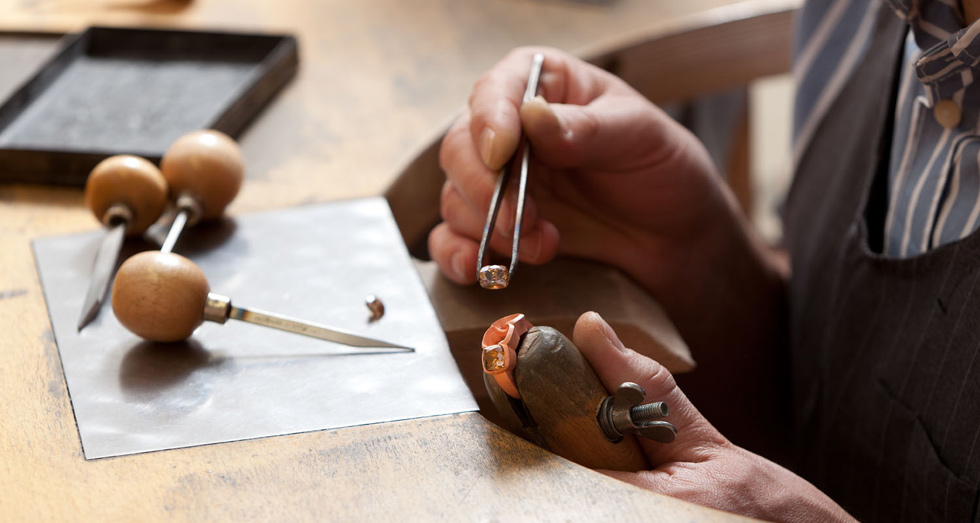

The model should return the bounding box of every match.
[571,312,726,459]
[520,95,673,170]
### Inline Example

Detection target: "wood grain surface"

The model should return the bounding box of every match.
[0,0,794,519]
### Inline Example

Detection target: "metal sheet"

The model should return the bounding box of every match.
[33,197,477,459]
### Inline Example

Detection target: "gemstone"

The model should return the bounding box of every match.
[478,265,510,290]
[483,344,506,372]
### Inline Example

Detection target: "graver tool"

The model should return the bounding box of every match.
[477,53,544,290]
[159,130,244,253]
[77,155,168,331]
[111,251,413,352]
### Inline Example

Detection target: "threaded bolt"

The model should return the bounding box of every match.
[630,402,669,423]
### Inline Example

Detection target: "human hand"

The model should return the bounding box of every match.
[429,46,741,293]
[433,48,790,449]
[570,311,854,522]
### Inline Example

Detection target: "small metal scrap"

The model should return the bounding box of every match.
[477,52,545,290]
[597,382,677,444]
[366,294,385,322]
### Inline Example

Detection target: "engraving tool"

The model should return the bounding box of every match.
[77,155,168,331]
[111,251,413,352]
[159,130,244,253]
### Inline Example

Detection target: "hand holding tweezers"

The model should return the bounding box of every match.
[477,52,545,290]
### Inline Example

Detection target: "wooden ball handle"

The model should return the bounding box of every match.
[484,326,649,472]
[161,130,244,221]
[85,155,168,235]
[111,251,210,342]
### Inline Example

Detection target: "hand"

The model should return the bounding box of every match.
[570,311,855,523]
[429,46,737,294]
[434,47,791,453]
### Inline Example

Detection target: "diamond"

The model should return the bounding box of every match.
[483,344,507,372]
[478,265,510,290]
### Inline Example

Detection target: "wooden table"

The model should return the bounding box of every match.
[0,0,755,519]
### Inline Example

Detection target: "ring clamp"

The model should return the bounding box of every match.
[481,313,533,398]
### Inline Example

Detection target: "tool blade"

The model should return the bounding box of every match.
[77,223,126,331]
[228,305,414,352]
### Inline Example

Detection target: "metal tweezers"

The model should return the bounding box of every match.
[477,53,545,290]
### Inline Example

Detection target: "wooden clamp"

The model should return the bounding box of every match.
[483,321,650,472]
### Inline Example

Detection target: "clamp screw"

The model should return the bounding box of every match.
[597,382,677,444]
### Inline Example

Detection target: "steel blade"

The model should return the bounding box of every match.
[77,222,126,331]
[160,209,189,254]
[228,304,414,351]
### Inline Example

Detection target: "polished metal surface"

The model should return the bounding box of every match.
[477,52,544,289]
[159,209,187,254]
[160,195,202,253]
[34,197,477,459]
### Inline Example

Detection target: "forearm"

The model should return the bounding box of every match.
[662,206,788,367]
[625,192,792,457]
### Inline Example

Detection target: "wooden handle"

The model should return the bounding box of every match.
[84,155,168,235]
[161,130,244,221]
[111,251,210,342]
[485,326,649,471]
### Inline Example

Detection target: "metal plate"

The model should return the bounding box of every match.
[33,197,477,459]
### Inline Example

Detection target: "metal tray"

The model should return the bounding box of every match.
[0,26,298,186]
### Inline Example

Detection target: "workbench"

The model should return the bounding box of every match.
[0,0,775,519]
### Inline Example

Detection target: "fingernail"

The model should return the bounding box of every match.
[522,96,560,136]
[451,252,470,282]
[479,127,496,168]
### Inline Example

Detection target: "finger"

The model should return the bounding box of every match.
[440,180,559,265]
[428,222,479,285]
[570,312,726,457]
[440,113,498,216]
[468,46,588,170]
[468,52,528,170]
[441,113,543,237]
[521,94,681,171]
[437,178,563,273]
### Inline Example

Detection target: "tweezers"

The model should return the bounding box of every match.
[477,52,545,290]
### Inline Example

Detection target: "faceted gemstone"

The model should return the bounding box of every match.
[478,265,510,290]
[483,344,506,372]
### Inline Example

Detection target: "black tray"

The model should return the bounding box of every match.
[0,26,299,186]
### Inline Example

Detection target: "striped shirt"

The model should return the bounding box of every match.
[794,0,980,257]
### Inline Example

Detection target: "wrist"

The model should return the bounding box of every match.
[618,190,792,455]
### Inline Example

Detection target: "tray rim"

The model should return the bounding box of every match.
[0,25,300,187]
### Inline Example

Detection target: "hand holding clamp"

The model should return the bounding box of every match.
[481,314,677,471]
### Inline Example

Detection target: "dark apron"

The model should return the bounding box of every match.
[785,3,980,521]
